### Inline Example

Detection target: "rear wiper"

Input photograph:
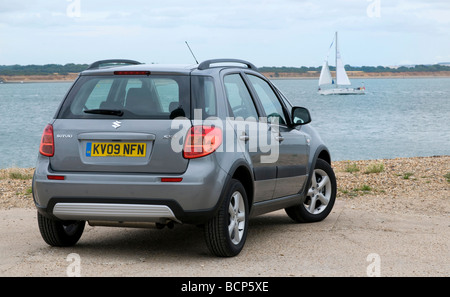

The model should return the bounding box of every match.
[84,109,124,116]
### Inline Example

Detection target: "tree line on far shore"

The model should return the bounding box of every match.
[260,64,450,74]
[0,64,89,76]
[0,63,449,76]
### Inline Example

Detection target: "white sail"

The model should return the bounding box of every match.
[336,50,351,86]
[318,61,333,86]
[317,31,364,95]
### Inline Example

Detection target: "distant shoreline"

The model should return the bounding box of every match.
[262,71,450,80]
[1,71,450,83]
[0,73,79,83]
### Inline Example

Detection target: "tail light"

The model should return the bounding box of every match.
[183,126,222,159]
[39,124,54,157]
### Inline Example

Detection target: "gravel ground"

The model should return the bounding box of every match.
[1,156,449,215]
[0,167,34,209]
[333,156,449,216]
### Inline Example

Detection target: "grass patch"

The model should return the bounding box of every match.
[353,184,372,192]
[403,172,414,179]
[9,171,33,180]
[364,163,385,174]
[344,163,360,173]
[346,184,373,196]
[339,189,357,197]
[339,188,349,194]
[445,172,450,183]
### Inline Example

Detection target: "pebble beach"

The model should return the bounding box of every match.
[1,156,449,216]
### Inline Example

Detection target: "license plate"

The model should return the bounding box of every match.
[86,142,147,157]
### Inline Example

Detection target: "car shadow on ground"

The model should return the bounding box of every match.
[59,212,308,259]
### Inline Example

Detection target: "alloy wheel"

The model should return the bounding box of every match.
[228,191,246,245]
[304,169,332,214]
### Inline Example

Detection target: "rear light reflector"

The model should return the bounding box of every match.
[114,71,150,75]
[39,124,54,157]
[161,178,183,183]
[183,126,223,159]
[47,175,65,180]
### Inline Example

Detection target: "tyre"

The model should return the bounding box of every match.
[204,179,249,257]
[37,212,85,247]
[285,158,336,223]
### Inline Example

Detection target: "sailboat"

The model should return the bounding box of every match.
[318,32,365,95]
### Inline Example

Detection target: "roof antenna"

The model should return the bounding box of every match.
[185,41,199,64]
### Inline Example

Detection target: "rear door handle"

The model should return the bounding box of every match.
[239,133,250,142]
[275,135,284,142]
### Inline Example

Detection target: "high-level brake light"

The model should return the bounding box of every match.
[114,71,150,75]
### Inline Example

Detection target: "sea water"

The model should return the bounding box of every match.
[274,78,450,161]
[0,78,449,168]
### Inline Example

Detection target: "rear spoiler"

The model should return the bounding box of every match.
[87,59,142,70]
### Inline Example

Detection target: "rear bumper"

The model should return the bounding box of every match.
[33,155,229,224]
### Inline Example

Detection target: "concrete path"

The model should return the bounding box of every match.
[1,200,448,277]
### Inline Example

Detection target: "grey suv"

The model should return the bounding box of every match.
[33,59,336,257]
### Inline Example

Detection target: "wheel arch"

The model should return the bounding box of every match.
[317,149,331,165]
[229,163,254,211]
[302,145,332,197]
[310,145,331,167]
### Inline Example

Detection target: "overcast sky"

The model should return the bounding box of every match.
[0,0,449,67]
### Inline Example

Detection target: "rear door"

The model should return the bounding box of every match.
[51,74,191,173]
[222,72,276,202]
[245,74,309,198]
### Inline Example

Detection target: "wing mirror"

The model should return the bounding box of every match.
[291,107,312,126]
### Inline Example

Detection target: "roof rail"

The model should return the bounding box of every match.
[198,59,258,71]
[87,59,142,70]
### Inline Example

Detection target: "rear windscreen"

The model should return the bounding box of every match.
[58,75,191,119]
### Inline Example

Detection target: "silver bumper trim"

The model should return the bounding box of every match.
[53,203,179,222]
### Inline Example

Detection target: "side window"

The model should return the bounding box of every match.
[224,74,259,120]
[191,76,217,117]
[203,78,216,116]
[248,75,287,125]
